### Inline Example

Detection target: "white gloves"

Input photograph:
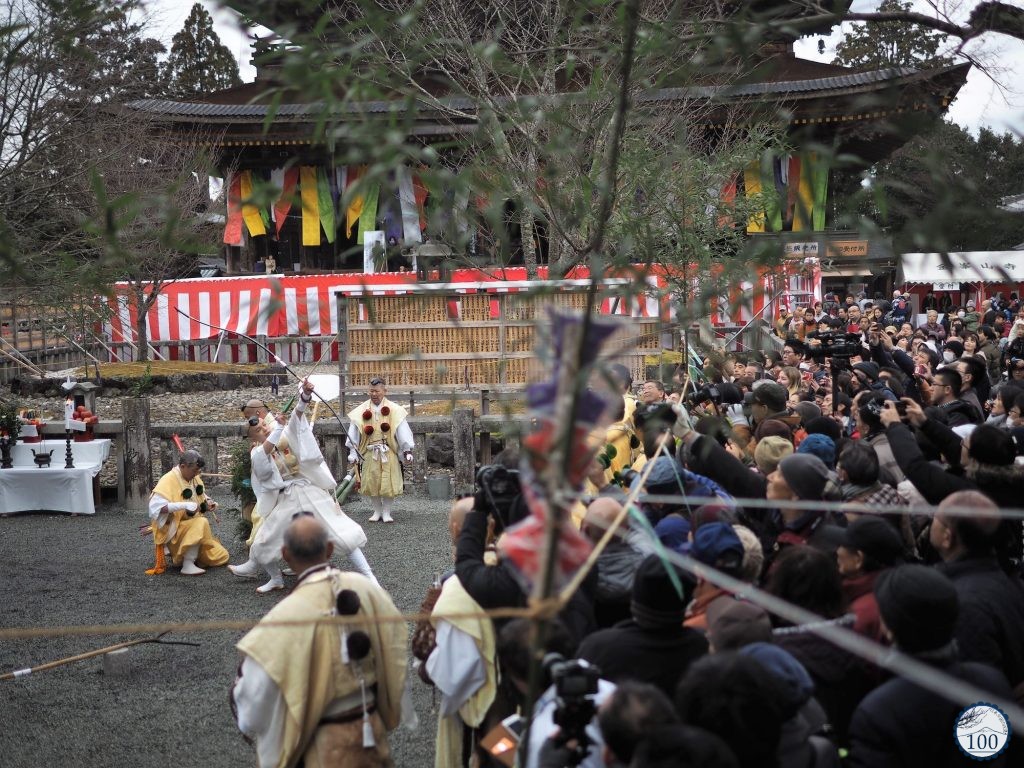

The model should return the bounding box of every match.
[168,501,198,513]
[403,451,414,463]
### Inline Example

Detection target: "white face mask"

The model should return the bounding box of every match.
[958,311,966,318]
[942,351,956,363]
[1007,416,1017,428]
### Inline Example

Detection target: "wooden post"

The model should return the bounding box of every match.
[121,397,152,511]
[452,407,475,495]
[199,437,218,476]
[337,292,348,415]
[412,427,427,488]
[480,389,491,465]
[256,334,269,364]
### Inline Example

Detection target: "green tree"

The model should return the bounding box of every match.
[834,0,953,69]
[162,3,241,99]
[856,120,1024,252]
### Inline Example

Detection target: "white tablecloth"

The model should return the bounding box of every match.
[0,463,101,514]
[11,439,111,468]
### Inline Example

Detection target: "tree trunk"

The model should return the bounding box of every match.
[520,205,538,279]
[133,289,151,363]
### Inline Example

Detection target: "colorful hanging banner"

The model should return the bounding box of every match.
[345,165,367,238]
[412,172,428,231]
[791,156,814,232]
[397,166,423,243]
[239,170,266,237]
[744,161,765,234]
[300,166,320,246]
[317,167,336,244]
[272,167,298,236]
[810,153,829,231]
[357,180,380,245]
[223,173,243,245]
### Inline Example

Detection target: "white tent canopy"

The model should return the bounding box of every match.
[899,251,1024,284]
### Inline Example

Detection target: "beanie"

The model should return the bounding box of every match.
[631,555,694,628]
[739,643,815,718]
[839,516,906,569]
[797,434,836,469]
[853,361,880,382]
[874,565,959,653]
[778,453,830,501]
[754,436,793,475]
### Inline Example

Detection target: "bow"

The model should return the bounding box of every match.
[173,307,365,463]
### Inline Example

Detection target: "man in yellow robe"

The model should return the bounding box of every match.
[233,515,407,768]
[147,450,229,575]
[346,377,414,524]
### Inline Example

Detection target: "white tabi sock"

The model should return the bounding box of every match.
[381,498,393,523]
[368,497,383,522]
[256,562,284,593]
[180,545,205,576]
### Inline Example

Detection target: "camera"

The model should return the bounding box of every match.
[474,464,523,533]
[685,385,722,407]
[807,331,863,360]
[543,654,601,765]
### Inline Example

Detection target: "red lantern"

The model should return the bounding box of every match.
[362,409,372,421]
[380,406,390,417]
[363,424,374,436]
[380,422,391,432]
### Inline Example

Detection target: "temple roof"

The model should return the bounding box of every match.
[122,61,970,166]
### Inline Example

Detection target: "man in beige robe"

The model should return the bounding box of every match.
[233,516,407,768]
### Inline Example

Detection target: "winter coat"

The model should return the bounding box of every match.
[963,310,981,332]
[775,618,876,746]
[841,571,886,644]
[593,542,645,629]
[937,555,1024,689]
[577,619,708,698]
[847,651,1015,768]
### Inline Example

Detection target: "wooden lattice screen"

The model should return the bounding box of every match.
[337,288,662,390]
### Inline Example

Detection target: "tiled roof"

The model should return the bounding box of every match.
[124,63,969,122]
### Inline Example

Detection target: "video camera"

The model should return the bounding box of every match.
[543,654,601,766]
[685,384,722,407]
[473,464,523,533]
[807,331,863,360]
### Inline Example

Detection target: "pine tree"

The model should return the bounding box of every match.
[834,0,953,70]
[162,3,241,98]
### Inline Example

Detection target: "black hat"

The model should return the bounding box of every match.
[853,361,880,382]
[804,415,842,443]
[839,517,906,569]
[631,554,694,628]
[874,565,959,652]
[751,381,788,413]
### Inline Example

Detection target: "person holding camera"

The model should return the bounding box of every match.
[456,453,599,645]
[496,619,614,768]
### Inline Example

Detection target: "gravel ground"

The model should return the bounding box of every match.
[0,492,452,768]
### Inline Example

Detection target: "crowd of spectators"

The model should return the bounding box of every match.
[417,288,1024,768]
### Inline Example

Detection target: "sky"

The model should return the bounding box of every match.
[143,0,1022,136]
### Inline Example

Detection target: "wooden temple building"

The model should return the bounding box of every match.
[120,0,969,298]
